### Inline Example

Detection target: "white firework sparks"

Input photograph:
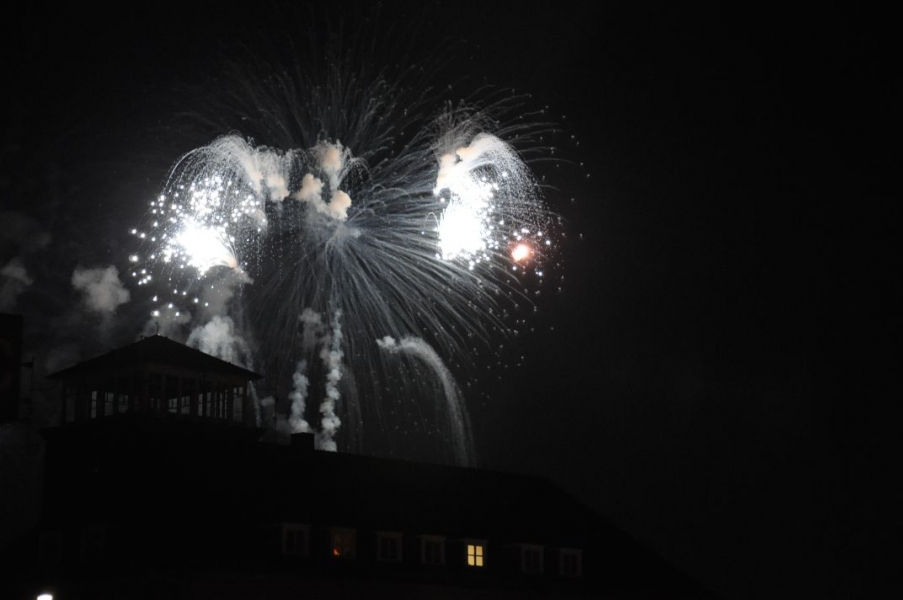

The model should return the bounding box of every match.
[131,49,558,466]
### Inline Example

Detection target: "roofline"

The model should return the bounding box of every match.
[46,334,262,381]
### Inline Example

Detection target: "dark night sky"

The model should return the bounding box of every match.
[2,3,897,598]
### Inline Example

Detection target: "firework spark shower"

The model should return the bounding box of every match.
[128,40,559,466]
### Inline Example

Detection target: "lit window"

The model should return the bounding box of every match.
[466,542,485,567]
[522,544,544,574]
[421,535,446,566]
[377,531,402,562]
[559,548,582,577]
[282,523,309,557]
[331,528,356,559]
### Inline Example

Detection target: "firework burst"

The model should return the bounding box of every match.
[129,40,559,466]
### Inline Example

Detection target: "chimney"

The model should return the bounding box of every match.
[290,432,315,451]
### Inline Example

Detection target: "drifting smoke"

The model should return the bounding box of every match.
[128,39,559,464]
[198,268,253,321]
[291,142,355,221]
[270,309,344,449]
[287,360,311,433]
[0,210,51,312]
[186,315,250,367]
[71,266,130,315]
[300,308,326,352]
[0,259,33,311]
[316,310,344,452]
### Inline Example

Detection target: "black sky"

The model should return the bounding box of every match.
[2,3,897,598]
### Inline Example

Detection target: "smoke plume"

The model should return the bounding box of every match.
[288,360,311,433]
[186,315,250,366]
[0,259,33,311]
[316,310,344,452]
[71,265,130,315]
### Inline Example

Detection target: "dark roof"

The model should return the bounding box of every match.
[30,414,715,597]
[46,335,261,381]
[25,340,718,598]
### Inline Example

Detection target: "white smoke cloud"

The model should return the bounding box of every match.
[376,335,397,350]
[71,265,131,315]
[317,310,344,452]
[295,173,324,203]
[290,142,354,221]
[199,268,252,320]
[0,211,51,312]
[318,141,345,191]
[0,258,33,311]
[299,308,325,353]
[287,360,311,433]
[186,315,248,365]
[279,309,344,451]
[258,394,276,427]
[328,191,352,220]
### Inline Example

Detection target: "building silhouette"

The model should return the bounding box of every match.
[1,332,714,599]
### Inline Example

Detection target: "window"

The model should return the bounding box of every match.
[39,531,62,565]
[421,535,445,566]
[466,541,486,567]
[80,526,106,562]
[559,548,582,577]
[330,528,356,559]
[282,523,309,557]
[377,531,402,562]
[521,544,544,574]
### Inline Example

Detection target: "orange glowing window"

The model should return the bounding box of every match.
[466,543,484,567]
[330,528,356,559]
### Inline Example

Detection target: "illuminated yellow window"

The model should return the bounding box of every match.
[466,543,484,567]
